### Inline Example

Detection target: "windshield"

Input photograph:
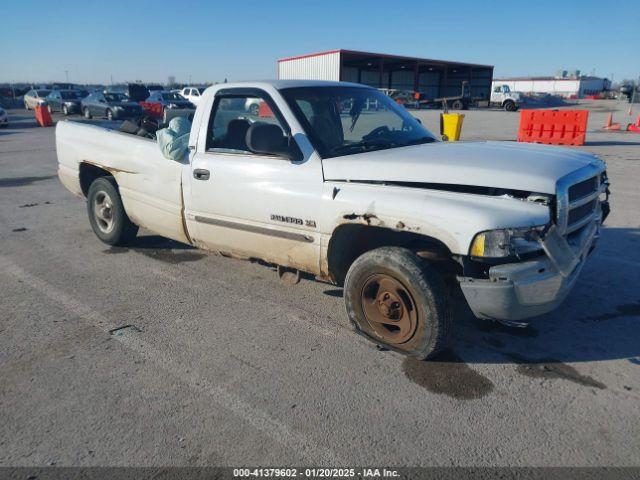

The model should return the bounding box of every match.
[104,93,127,102]
[280,86,436,158]
[60,91,79,99]
[36,90,51,97]
[161,92,184,101]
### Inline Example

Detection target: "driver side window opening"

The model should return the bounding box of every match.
[206,93,284,154]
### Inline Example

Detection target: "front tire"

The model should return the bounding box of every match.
[83,107,92,119]
[106,109,114,121]
[344,247,451,359]
[504,100,517,112]
[87,177,138,246]
[62,105,69,115]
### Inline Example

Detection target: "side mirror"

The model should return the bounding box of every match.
[246,123,295,160]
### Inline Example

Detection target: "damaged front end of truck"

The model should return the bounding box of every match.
[458,164,610,324]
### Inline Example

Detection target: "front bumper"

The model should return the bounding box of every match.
[459,220,599,321]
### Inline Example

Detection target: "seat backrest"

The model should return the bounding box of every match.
[223,118,251,151]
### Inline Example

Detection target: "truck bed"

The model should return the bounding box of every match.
[56,120,190,244]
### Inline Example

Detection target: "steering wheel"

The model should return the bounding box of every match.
[363,125,391,140]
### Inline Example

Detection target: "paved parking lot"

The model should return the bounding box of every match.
[1,101,639,467]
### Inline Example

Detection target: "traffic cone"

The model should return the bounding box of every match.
[603,113,621,130]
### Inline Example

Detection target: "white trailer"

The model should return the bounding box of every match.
[491,76,610,99]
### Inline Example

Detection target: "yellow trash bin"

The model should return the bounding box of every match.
[440,113,465,141]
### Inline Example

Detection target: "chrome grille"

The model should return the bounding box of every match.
[556,165,604,236]
[568,177,598,201]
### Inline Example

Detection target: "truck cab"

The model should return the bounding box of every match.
[490,84,523,111]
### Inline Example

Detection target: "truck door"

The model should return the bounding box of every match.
[185,88,323,274]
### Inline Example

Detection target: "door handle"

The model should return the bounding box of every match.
[193,168,210,181]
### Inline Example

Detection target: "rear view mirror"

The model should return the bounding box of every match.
[246,123,295,160]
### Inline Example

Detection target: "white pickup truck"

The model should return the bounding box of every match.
[56,80,610,359]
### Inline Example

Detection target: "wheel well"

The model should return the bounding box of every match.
[327,224,459,286]
[79,163,113,197]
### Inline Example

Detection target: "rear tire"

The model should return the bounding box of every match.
[451,99,464,110]
[344,247,451,359]
[87,177,138,246]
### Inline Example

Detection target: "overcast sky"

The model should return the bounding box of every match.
[1,0,638,85]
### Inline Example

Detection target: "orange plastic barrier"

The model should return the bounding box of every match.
[628,114,640,133]
[34,104,53,127]
[258,101,274,118]
[517,109,589,146]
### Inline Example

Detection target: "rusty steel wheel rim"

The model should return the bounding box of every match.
[360,273,418,344]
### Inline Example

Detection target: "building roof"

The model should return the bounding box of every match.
[277,49,493,69]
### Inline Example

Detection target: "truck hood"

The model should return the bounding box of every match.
[322,141,603,194]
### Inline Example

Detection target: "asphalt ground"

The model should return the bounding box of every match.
[0,100,639,469]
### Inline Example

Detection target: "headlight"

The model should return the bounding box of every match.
[470,226,546,259]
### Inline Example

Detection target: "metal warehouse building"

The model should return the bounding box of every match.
[492,75,611,99]
[277,50,494,101]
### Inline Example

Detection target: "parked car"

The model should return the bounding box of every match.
[23,89,51,110]
[147,91,194,109]
[81,91,143,120]
[140,91,194,119]
[45,90,83,115]
[106,84,150,103]
[56,80,610,360]
[180,87,206,105]
[0,107,7,127]
[244,97,261,115]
